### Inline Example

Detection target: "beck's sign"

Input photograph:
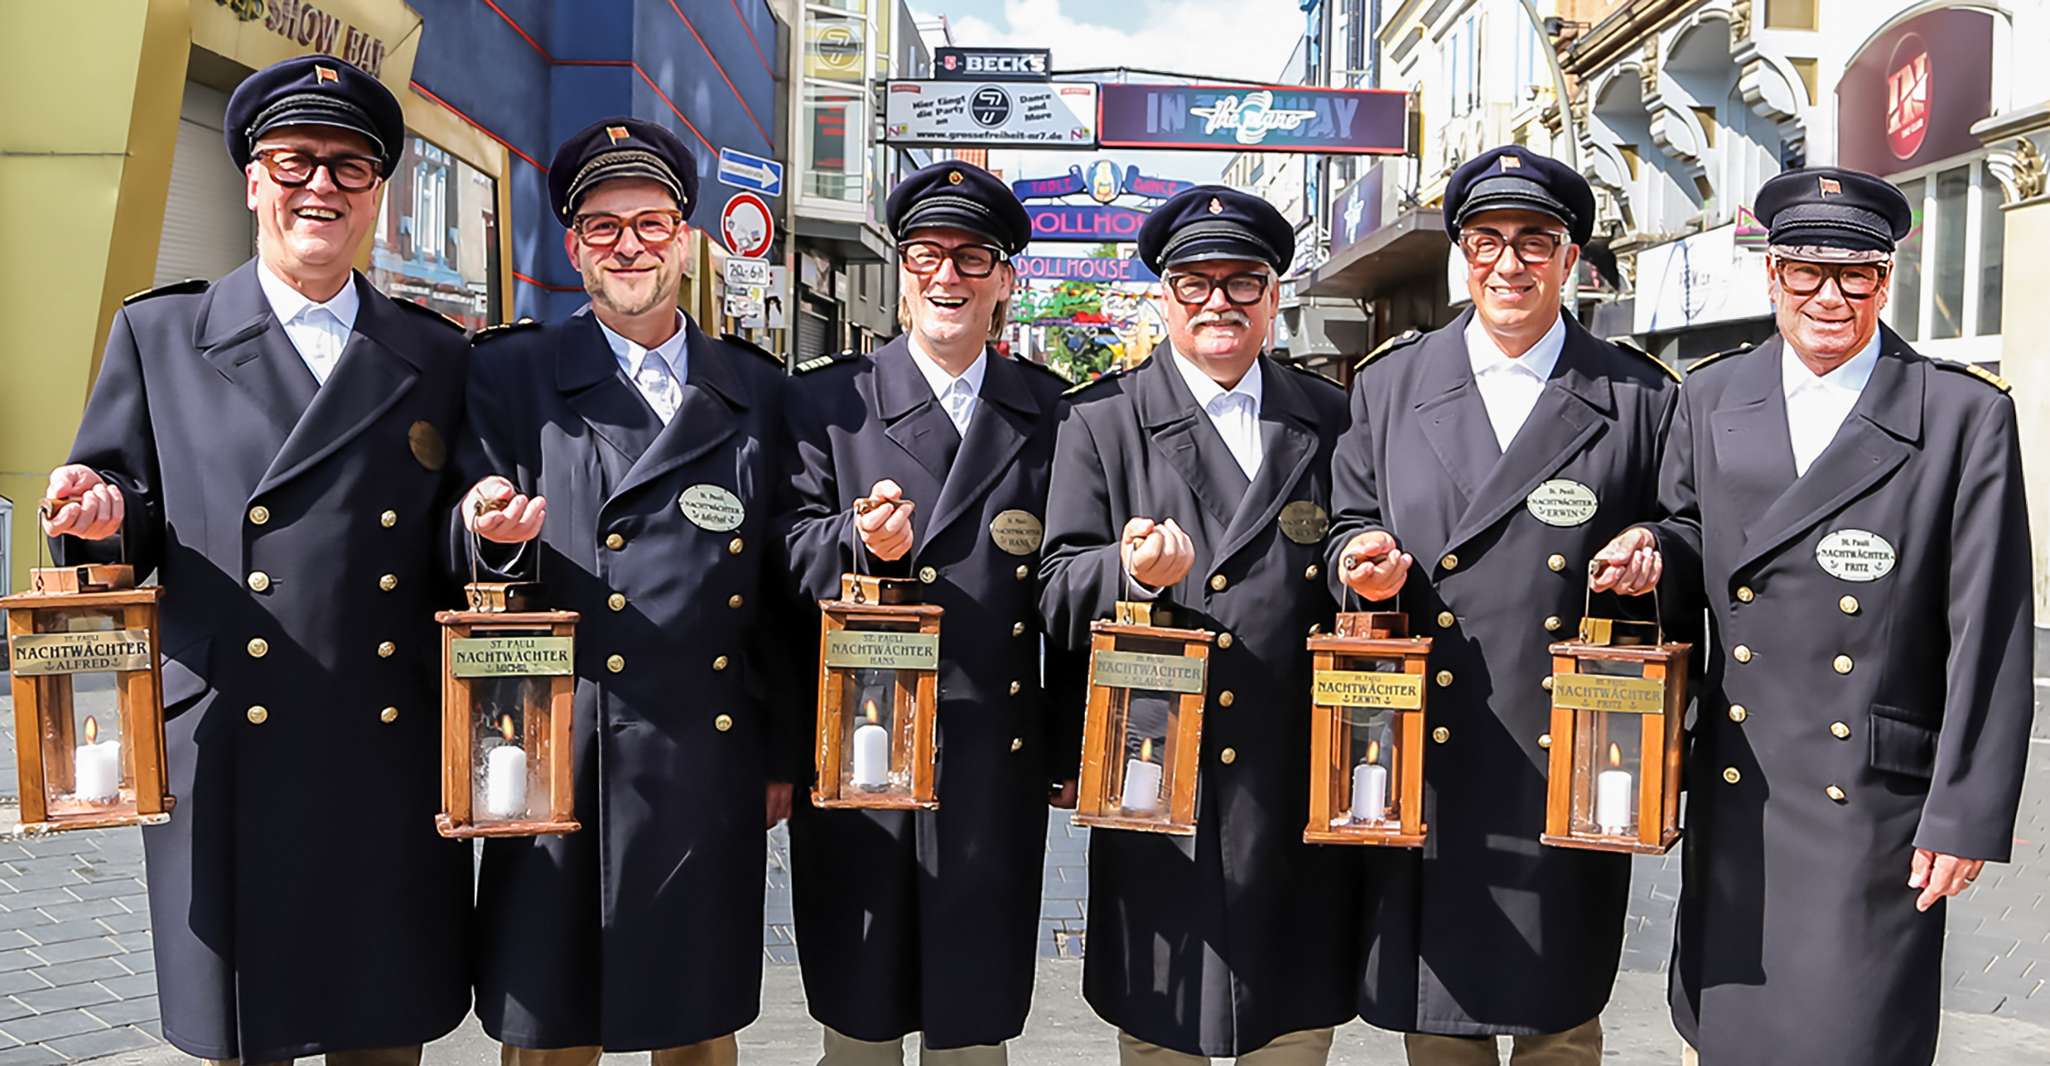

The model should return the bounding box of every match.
[1098,83,1408,154]
[934,47,1052,81]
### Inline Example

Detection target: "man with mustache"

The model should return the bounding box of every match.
[451,117,794,1065]
[1040,186,1358,1064]
[1326,146,1678,1066]
[1593,167,2033,1066]
[39,56,471,1065]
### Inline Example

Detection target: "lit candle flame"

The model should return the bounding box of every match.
[83,715,98,746]
[864,699,879,724]
[500,713,517,743]
[1139,737,1154,763]
[1365,739,1381,766]
[1607,741,1623,769]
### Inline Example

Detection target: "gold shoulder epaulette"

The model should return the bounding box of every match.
[1353,328,1423,372]
[473,317,540,344]
[393,298,465,332]
[123,278,207,304]
[1605,336,1681,383]
[1933,359,2011,393]
[1685,342,1755,374]
[1063,366,1124,396]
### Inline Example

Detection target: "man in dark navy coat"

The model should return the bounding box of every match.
[41,56,471,1065]
[1328,146,1678,1066]
[1039,187,1358,1065]
[779,160,1082,1065]
[450,118,792,1066]
[1595,167,2034,1066]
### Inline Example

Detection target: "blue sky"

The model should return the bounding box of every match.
[916,0,1154,35]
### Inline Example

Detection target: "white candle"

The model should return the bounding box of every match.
[1351,762,1389,823]
[73,739,120,804]
[852,722,890,788]
[1596,769,1634,836]
[1122,758,1163,814]
[484,743,528,818]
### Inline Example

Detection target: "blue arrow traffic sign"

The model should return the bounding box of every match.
[717,147,784,197]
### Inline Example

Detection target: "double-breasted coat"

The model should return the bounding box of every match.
[1645,329,2033,1066]
[1324,309,1678,1036]
[779,338,1083,1049]
[452,312,792,1051]
[55,261,473,1061]
[1038,352,1360,1057]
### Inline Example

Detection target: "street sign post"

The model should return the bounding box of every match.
[717,147,784,197]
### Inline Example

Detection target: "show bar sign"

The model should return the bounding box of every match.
[883,80,1097,147]
[1028,205,1149,242]
[935,47,1052,81]
[1098,83,1408,154]
[1012,255,1160,283]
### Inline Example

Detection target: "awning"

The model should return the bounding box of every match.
[794,214,892,264]
[1303,206,1449,299]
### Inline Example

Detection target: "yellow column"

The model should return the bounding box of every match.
[2000,187,2050,620]
[0,0,190,591]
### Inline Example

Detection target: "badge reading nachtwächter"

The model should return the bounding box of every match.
[1312,669,1424,709]
[1551,672,1665,714]
[989,509,1044,555]
[8,630,153,676]
[1278,500,1330,544]
[1091,650,1207,694]
[679,485,746,532]
[1814,529,1896,582]
[450,636,576,678]
[1525,479,1599,527]
[825,630,941,671]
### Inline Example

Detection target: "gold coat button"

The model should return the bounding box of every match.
[1015,565,1030,580]
[1219,747,1237,765]
[1437,611,1455,629]
[919,566,938,584]
[606,654,625,673]
[380,706,398,724]
[712,655,730,671]
[1538,733,1552,749]
[1435,670,1453,687]
[246,637,268,659]
[1732,644,1752,663]
[1839,595,1860,615]
[1826,785,1847,802]
[1217,632,1234,649]
[729,594,745,609]
[1547,553,1566,572]
[1218,690,1235,707]
[714,714,733,733]
[1010,737,1023,753]
[1440,553,1459,571]
[1722,767,1742,784]
[1012,621,1026,637]
[246,705,269,725]
[1432,726,1451,744]
[728,537,745,555]
[248,571,271,592]
[605,532,626,550]
[1304,563,1320,580]
[249,505,271,526]
[1735,586,1754,603]
[1544,615,1562,632]
[1210,574,1228,591]
[1540,676,1554,691]
[1833,654,1854,675]
[607,593,627,611]
[380,510,398,528]
[378,573,397,592]
[1728,704,1749,723]
[377,641,396,659]
[1008,680,1022,695]
[1830,721,1851,739]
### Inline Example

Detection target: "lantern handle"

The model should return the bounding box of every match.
[466,491,544,588]
[35,497,127,569]
[1583,561,1663,646]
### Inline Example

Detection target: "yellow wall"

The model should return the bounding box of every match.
[1999,193,2050,621]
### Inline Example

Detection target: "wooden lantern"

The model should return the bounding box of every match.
[1542,617,1691,854]
[1304,611,1431,846]
[813,574,942,810]
[436,581,580,838]
[3,556,172,834]
[1074,602,1213,836]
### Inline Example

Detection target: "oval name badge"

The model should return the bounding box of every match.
[1815,529,1896,582]
[1278,500,1330,544]
[679,484,746,532]
[408,421,446,471]
[1525,479,1599,527]
[990,509,1044,555]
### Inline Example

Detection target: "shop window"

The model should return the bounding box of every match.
[1884,159,2004,352]
[370,134,499,330]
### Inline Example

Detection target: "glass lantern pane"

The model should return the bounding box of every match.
[1339,705,1399,828]
[468,627,554,824]
[1102,634,1189,824]
[1569,697,1646,839]
[839,665,912,795]
[28,608,134,816]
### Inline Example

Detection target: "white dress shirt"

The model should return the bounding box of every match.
[907,335,987,437]
[596,311,690,424]
[1782,330,1881,477]
[256,261,360,386]
[1171,348,1264,479]
[1464,312,1566,452]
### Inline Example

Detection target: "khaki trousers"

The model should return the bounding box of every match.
[208,1046,423,1066]
[498,1035,739,1066]
[1115,1027,1335,1065]
[1402,1018,1602,1066]
[819,1026,1007,1066]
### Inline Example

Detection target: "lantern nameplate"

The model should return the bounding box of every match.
[822,630,941,671]
[1549,673,1664,714]
[1091,650,1207,694]
[1312,669,1424,709]
[449,635,575,678]
[9,630,155,675]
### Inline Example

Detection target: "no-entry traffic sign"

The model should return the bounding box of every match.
[720,192,775,259]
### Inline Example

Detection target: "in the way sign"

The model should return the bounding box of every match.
[718,147,784,197]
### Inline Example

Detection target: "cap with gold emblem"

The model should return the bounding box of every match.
[547,117,700,224]
[1444,146,1595,246]
[1754,166,1913,263]
[885,160,1031,255]
[224,55,405,176]
[1136,185,1294,274]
